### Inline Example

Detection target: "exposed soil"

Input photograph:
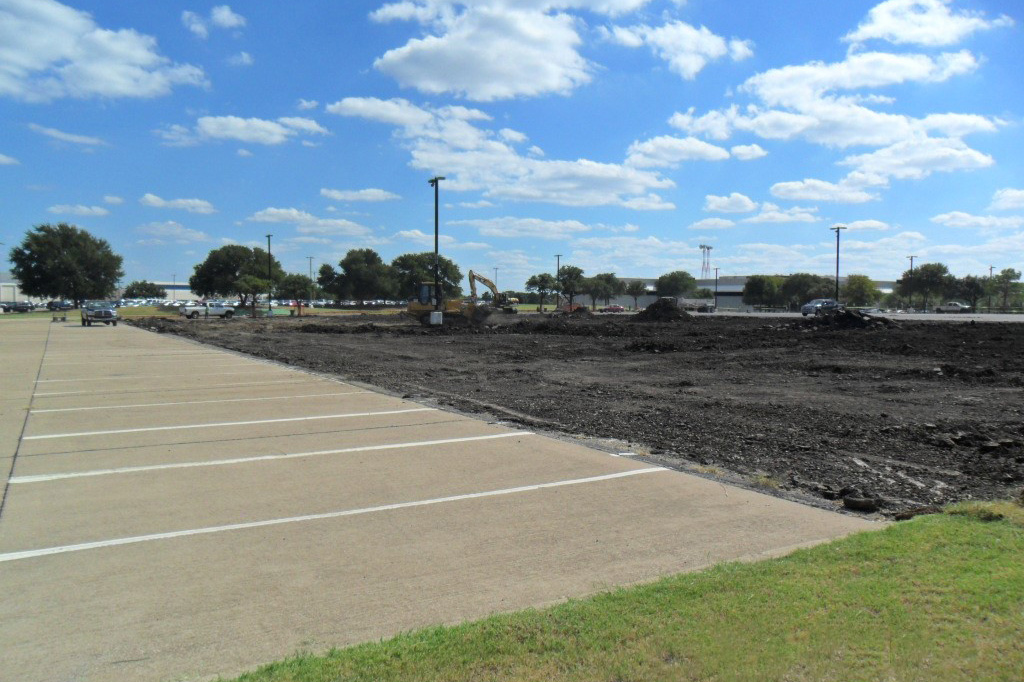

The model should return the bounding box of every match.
[131,310,1024,516]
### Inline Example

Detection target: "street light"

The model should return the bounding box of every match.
[428,176,445,311]
[307,256,314,314]
[713,267,719,312]
[907,255,916,310]
[266,234,273,314]
[830,224,847,300]
[988,265,994,312]
[493,267,499,291]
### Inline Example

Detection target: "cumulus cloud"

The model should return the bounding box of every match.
[227,51,253,67]
[0,153,20,165]
[182,5,246,39]
[246,207,371,236]
[320,188,401,202]
[844,0,1013,48]
[372,4,591,101]
[704,192,757,213]
[103,195,123,204]
[931,211,1024,229]
[988,188,1024,212]
[29,123,104,146]
[770,178,877,203]
[846,219,891,231]
[297,99,319,110]
[449,216,592,240]
[47,204,109,216]
[0,0,206,102]
[730,144,767,160]
[328,96,675,209]
[606,20,753,79]
[136,220,210,244]
[689,218,735,230]
[139,193,216,214]
[742,203,819,223]
[158,115,329,146]
[839,135,993,180]
[625,135,730,168]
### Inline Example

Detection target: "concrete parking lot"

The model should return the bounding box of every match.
[1,318,876,682]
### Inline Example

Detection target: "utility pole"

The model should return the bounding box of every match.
[493,267,499,290]
[988,264,994,312]
[831,225,846,300]
[713,267,719,312]
[555,254,562,308]
[307,256,314,314]
[907,255,916,310]
[428,176,445,312]
[266,234,273,314]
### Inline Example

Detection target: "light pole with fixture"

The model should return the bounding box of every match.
[830,224,846,300]
[266,234,273,314]
[907,255,916,310]
[428,176,445,312]
[307,256,314,314]
[713,267,719,312]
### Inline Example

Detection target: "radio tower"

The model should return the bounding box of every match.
[699,244,713,278]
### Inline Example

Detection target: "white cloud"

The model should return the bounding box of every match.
[0,153,19,165]
[160,115,329,146]
[371,5,591,100]
[246,207,371,236]
[227,51,253,67]
[139,193,216,214]
[29,123,104,146]
[183,5,246,39]
[237,148,253,157]
[297,99,319,110]
[136,220,210,243]
[931,211,1024,229]
[329,96,676,210]
[103,195,123,204]
[0,0,205,102]
[607,20,753,80]
[47,204,109,216]
[625,135,730,168]
[689,218,735,230]
[844,0,1013,48]
[730,144,767,160]
[989,188,1024,212]
[320,188,401,202]
[450,216,591,240]
[499,128,528,143]
[846,219,891,231]
[770,178,877,203]
[704,192,757,213]
[839,135,993,180]
[742,203,819,223]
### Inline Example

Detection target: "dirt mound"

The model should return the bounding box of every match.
[634,298,693,323]
[797,309,898,330]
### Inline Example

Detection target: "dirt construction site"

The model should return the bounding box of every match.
[1,307,1021,681]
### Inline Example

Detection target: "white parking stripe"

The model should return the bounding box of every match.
[0,468,668,563]
[33,379,313,397]
[31,391,368,413]
[23,408,436,440]
[10,432,534,483]
[36,370,284,383]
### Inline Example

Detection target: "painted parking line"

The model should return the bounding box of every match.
[30,391,369,414]
[10,432,535,484]
[36,370,285,383]
[43,355,228,366]
[23,408,437,440]
[33,379,317,397]
[0,467,668,563]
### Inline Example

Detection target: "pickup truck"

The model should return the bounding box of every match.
[934,301,970,313]
[180,302,235,319]
[81,300,118,326]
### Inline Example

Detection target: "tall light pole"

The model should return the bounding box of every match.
[830,224,846,300]
[555,254,563,308]
[307,256,314,311]
[493,267,499,290]
[713,267,719,312]
[428,176,445,311]
[907,255,916,310]
[172,273,176,302]
[988,264,994,312]
[266,234,273,314]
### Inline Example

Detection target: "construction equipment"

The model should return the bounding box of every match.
[406,281,491,325]
[468,270,519,314]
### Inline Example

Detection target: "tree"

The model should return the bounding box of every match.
[656,270,696,297]
[556,265,584,307]
[625,280,648,310]
[592,272,625,304]
[840,274,880,306]
[189,245,283,306]
[525,273,557,310]
[317,263,345,301]
[742,275,782,307]
[391,252,463,299]
[276,273,320,301]
[338,249,397,303]
[122,280,167,299]
[235,275,271,308]
[898,263,954,310]
[580,277,603,310]
[780,273,832,310]
[991,268,1022,310]
[9,223,124,304]
[956,275,987,310]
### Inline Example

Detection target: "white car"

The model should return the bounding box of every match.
[180,302,235,319]
[934,302,971,313]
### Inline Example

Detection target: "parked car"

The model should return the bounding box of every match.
[934,301,971,313]
[81,300,118,326]
[0,301,12,313]
[801,298,844,316]
[46,300,74,311]
[599,304,626,313]
[12,301,36,313]
[179,302,235,319]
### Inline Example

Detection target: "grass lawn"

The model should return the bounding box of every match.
[232,503,1024,682]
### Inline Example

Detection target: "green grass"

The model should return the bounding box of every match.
[229,503,1024,682]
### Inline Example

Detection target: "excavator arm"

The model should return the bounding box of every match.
[468,270,504,304]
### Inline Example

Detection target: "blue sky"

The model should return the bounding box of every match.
[1,0,1021,291]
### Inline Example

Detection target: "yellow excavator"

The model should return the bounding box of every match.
[406,270,518,325]
[468,270,519,314]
